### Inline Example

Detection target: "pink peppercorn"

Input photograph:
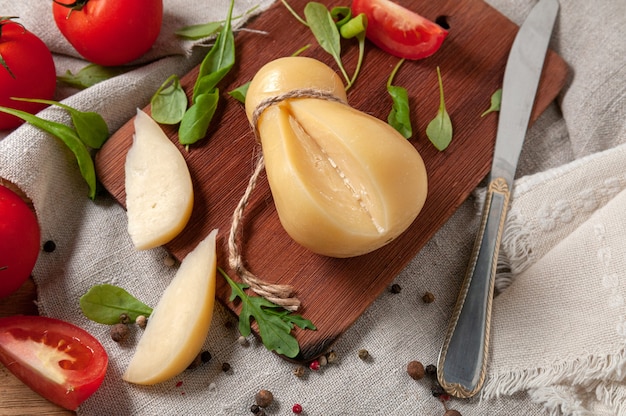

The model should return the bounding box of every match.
[309,360,320,371]
[292,403,303,414]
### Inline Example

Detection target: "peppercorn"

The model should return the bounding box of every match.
[135,315,147,328]
[110,323,129,343]
[43,240,56,253]
[255,389,274,408]
[407,360,425,380]
[326,350,338,363]
[250,404,261,414]
[444,410,462,416]
[292,403,303,414]
[201,351,212,363]
[425,364,437,377]
[293,365,305,378]
[238,335,249,346]
[221,362,231,372]
[390,283,402,294]
[318,355,328,366]
[309,360,320,371]
[358,349,370,360]
[422,291,435,303]
[163,255,176,267]
[431,381,446,398]
[119,313,131,324]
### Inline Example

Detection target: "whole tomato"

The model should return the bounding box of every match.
[0,184,40,298]
[52,0,164,66]
[0,18,57,130]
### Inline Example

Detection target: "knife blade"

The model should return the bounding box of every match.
[437,0,560,398]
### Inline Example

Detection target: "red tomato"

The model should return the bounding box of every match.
[0,185,40,298]
[0,316,108,410]
[0,18,57,130]
[52,0,163,66]
[351,0,448,60]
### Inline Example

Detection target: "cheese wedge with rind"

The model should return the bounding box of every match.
[122,229,218,385]
[125,109,193,250]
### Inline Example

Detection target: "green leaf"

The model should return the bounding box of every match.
[80,284,153,325]
[386,58,412,138]
[219,268,316,358]
[176,21,223,40]
[56,64,131,89]
[481,88,502,117]
[228,81,250,104]
[0,106,98,199]
[11,97,109,149]
[426,66,453,151]
[178,89,219,146]
[150,74,188,125]
[192,0,235,102]
[330,6,352,27]
[304,2,351,87]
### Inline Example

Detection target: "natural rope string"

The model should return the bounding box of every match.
[227,89,346,311]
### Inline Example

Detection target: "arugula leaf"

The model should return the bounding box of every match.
[426,66,453,151]
[179,89,219,146]
[481,88,502,117]
[228,81,250,104]
[57,64,132,89]
[175,5,259,40]
[0,105,98,199]
[11,97,108,149]
[80,284,153,325]
[386,58,412,138]
[219,268,316,359]
[151,74,188,125]
[304,2,351,88]
[339,13,367,89]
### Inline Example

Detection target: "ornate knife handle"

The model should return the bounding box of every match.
[437,177,511,398]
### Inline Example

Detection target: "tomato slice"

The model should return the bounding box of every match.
[0,316,108,410]
[352,0,448,60]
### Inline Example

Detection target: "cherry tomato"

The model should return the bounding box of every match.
[52,0,163,66]
[0,18,57,130]
[351,0,448,60]
[0,315,108,410]
[0,185,40,298]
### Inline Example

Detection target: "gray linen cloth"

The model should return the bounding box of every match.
[0,0,625,415]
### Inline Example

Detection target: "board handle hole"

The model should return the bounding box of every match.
[435,15,450,30]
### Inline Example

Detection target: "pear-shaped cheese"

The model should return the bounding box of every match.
[125,109,193,250]
[123,229,218,385]
[245,57,428,258]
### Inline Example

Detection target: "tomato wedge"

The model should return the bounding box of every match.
[0,316,108,410]
[352,0,448,60]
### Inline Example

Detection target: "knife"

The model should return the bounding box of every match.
[437,0,560,398]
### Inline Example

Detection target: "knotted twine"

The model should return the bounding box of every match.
[227,88,347,311]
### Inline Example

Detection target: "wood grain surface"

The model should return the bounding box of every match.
[95,0,569,364]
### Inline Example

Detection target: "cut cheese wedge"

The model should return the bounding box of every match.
[123,229,218,385]
[125,109,193,250]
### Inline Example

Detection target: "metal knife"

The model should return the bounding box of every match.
[437,0,560,398]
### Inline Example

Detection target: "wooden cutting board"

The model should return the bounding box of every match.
[95,0,568,363]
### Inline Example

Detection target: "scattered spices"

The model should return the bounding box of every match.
[135,315,147,328]
[163,254,176,267]
[110,323,129,343]
[431,381,446,398]
[255,389,274,408]
[309,359,320,371]
[292,403,303,414]
[237,335,249,346]
[326,350,338,363]
[425,364,437,377]
[221,362,231,372]
[43,240,56,253]
[390,283,402,294]
[407,360,425,380]
[358,349,370,360]
[318,354,328,366]
[119,313,131,324]
[201,351,212,363]
[250,404,261,414]
[422,291,435,303]
[293,365,305,378]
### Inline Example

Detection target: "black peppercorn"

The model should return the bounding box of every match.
[201,351,212,363]
[390,283,402,293]
[221,362,231,372]
[43,240,56,253]
[425,364,437,377]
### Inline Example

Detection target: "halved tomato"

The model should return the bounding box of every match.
[0,316,108,410]
[352,0,448,60]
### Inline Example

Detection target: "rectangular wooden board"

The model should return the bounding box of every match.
[95,0,568,362]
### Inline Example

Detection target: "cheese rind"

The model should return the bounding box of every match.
[125,109,194,250]
[122,229,218,385]
[246,57,428,258]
